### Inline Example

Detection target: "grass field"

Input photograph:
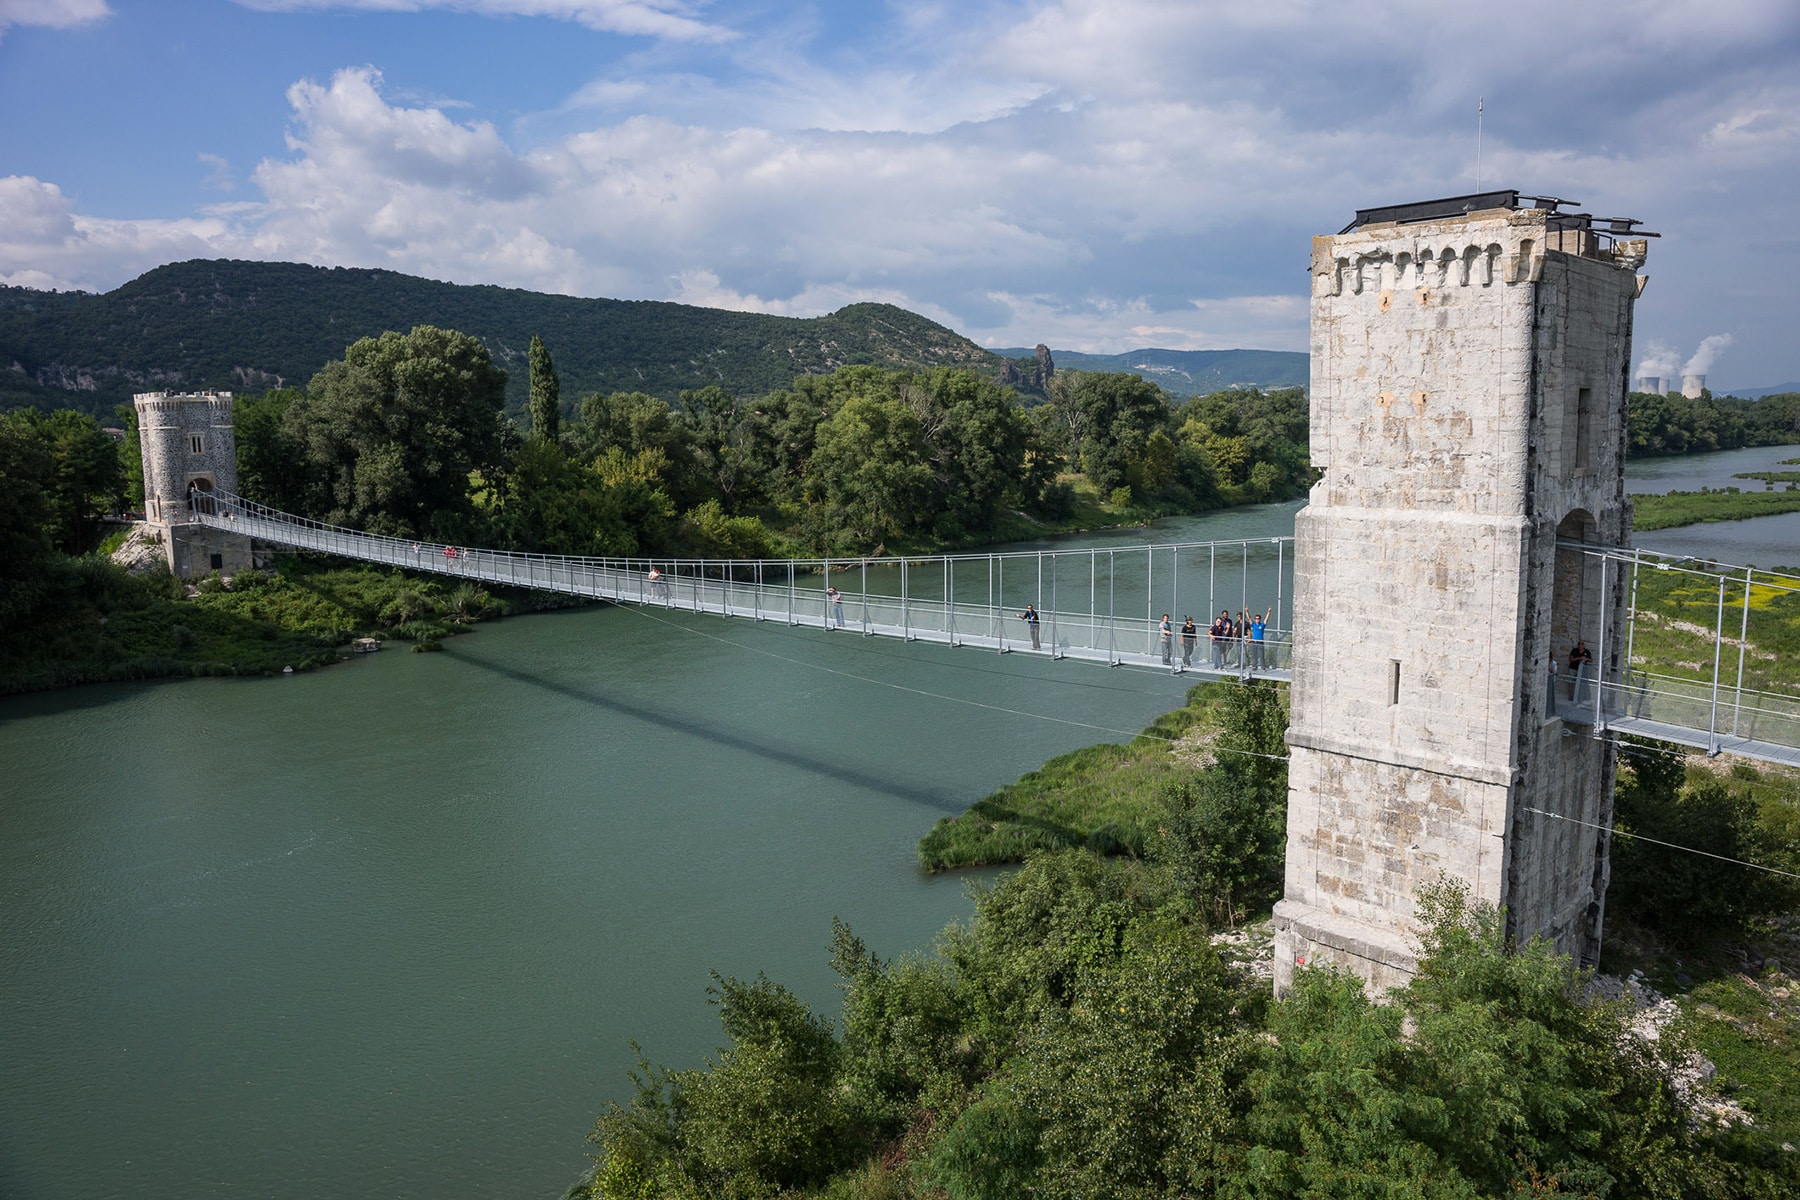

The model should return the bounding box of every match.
[915,680,1249,871]
[1624,560,1800,698]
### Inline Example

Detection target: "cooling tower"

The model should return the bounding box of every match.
[1682,374,1706,399]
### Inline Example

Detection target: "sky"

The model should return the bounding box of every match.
[2,0,1798,391]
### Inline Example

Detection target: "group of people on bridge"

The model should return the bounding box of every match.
[1186,606,1273,673]
[1012,602,1278,673]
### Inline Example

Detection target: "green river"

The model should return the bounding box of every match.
[0,503,1300,1200]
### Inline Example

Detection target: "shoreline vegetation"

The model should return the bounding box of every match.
[916,681,1253,872]
[575,682,1800,1199]
[1632,486,1800,534]
[0,549,584,697]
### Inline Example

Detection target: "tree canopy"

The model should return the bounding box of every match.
[280,325,511,539]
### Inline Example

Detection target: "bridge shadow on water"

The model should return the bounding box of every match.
[445,643,971,815]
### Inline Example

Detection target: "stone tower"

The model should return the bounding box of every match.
[134,390,254,578]
[1272,192,1652,993]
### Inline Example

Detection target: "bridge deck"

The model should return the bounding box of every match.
[195,506,1293,681]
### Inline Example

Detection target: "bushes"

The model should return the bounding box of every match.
[582,855,1759,1200]
[0,551,518,695]
[1609,738,1800,945]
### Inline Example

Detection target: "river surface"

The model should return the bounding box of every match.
[1626,444,1800,571]
[0,453,1789,1200]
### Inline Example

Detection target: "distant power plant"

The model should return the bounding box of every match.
[1636,333,1731,398]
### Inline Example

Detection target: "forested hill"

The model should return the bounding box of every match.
[993,345,1309,396]
[0,259,1003,418]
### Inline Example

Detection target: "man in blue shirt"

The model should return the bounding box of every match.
[1247,605,1272,673]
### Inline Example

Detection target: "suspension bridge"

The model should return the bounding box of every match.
[185,487,1800,768]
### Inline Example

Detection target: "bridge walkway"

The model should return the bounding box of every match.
[190,491,1296,682]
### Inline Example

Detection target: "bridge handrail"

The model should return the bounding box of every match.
[1624,667,1800,710]
[191,485,1296,580]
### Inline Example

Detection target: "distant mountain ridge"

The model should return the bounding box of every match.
[1717,382,1800,400]
[994,346,1309,396]
[0,260,1004,418]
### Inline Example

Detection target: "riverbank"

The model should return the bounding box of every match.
[916,679,1278,871]
[0,550,577,697]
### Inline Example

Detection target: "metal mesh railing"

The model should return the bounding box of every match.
[188,486,1295,678]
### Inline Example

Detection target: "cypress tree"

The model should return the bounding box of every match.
[528,335,560,442]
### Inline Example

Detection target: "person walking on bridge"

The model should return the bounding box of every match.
[1209,609,1232,669]
[1019,603,1041,650]
[1180,616,1197,668]
[827,587,845,628]
[1159,614,1174,665]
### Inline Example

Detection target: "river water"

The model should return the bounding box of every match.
[0,452,1789,1200]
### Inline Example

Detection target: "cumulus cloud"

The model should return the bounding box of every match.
[1636,339,1681,381]
[0,176,249,292]
[0,0,108,40]
[3,0,1799,371]
[233,0,735,42]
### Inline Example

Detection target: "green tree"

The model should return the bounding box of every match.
[806,394,935,548]
[1,407,122,553]
[1608,738,1799,942]
[677,973,850,1198]
[1009,919,1251,1199]
[1065,372,1171,493]
[283,325,510,538]
[680,385,773,513]
[1238,882,1712,1199]
[528,334,561,442]
[908,368,1041,539]
[0,411,57,621]
[679,499,776,559]
[1152,680,1289,923]
[233,388,306,510]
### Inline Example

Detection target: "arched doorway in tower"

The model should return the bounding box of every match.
[187,475,217,516]
[1551,510,1600,713]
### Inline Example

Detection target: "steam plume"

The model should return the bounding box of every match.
[1683,334,1733,376]
[1635,339,1679,381]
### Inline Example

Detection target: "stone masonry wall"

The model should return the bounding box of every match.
[134,391,252,577]
[1274,206,1642,992]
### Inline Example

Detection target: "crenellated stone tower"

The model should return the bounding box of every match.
[1272,192,1652,994]
[135,390,254,578]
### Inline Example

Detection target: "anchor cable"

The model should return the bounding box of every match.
[1520,806,1800,880]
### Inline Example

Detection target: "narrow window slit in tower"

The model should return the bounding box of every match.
[1388,659,1401,705]
[1575,387,1593,470]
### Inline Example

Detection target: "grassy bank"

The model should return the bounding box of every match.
[0,551,571,697]
[916,680,1256,871]
[1625,560,1800,696]
[1632,487,1800,532]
